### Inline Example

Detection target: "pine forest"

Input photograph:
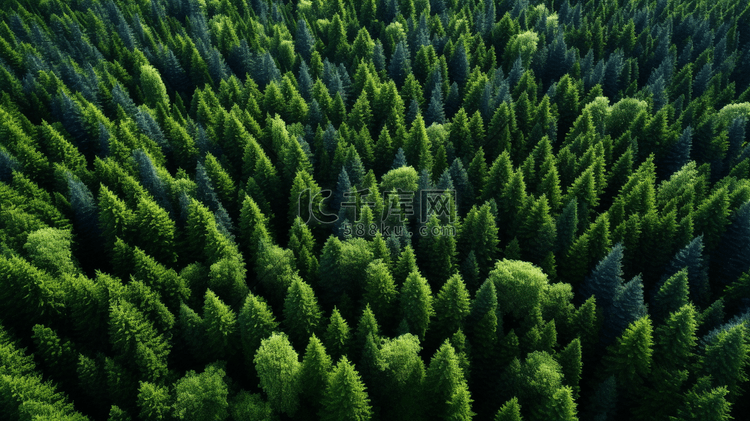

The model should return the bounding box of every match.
[1,0,750,419]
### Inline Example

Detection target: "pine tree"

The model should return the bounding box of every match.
[238,195,271,264]
[604,316,653,397]
[405,113,433,172]
[663,236,710,307]
[202,289,237,361]
[298,333,332,412]
[137,381,171,421]
[653,268,689,322]
[432,273,471,344]
[320,356,373,421]
[133,196,176,266]
[296,20,316,61]
[363,259,398,330]
[557,338,582,399]
[284,277,323,350]
[494,397,522,421]
[324,308,352,362]
[450,41,470,86]
[699,323,750,399]
[499,169,528,237]
[288,216,319,284]
[108,299,170,383]
[459,203,499,278]
[254,333,301,417]
[425,341,473,420]
[238,291,278,372]
[518,194,556,266]
[22,227,78,277]
[389,40,412,87]
[694,186,730,252]
[482,150,513,204]
[30,324,77,389]
[580,243,625,312]
[675,377,733,421]
[393,245,419,285]
[639,304,699,420]
[717,200,750,284]
[139,64,169,110]
[399,270,435,341]
[606,275,648,345]
[468,280,499,413]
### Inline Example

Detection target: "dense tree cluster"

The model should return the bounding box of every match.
[1,0,750,419]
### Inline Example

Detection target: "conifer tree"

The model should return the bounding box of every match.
[296,20,316,61]
[324,308,352,362]
[494,397,522,421]
[699,323,750,399]
[298,334,332,413]
[137,381,171,421]
[238,291,278,371]
[133,196,176,266]
[557,338,582,399]
[432,273,471,344]
[363,259,398,330]
[459,203,499,278]
[663,236,710,307]
[604,316,653,398]
[288,216,319,284]
[31,324,78,389]
[653,268,689,322]
[320,356,373,421]
[400,270,435,341]
[425,341,473,420]
[675,377,733,421]
[468,280,499,413]
[254,333,301,417]
[482,150,513,204]
[284,277,323,350]
[389,40,412,87]
[717,200,750,284]
[393,245,419,286]
[202,289,237,361]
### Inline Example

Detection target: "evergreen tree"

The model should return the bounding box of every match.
[664,236,710,307]
[459,203,499,278]
[320,356,373,421]
[653,268,689,322]
[557,338,582,399]
[324,308,352,362]
[468,280,499,415]
[299,334,332,412]
[288,216,319,284]
[494,397,522,421]
[202,289,237,361]
[254,333,301,417]
[389,40,412,87]
[238,292,279,371]
[284,277,323,350]
[717,200,750,284]
[699,323,750,399]
[400,270,435,341]
[137,381,171,421]
[675,377,733,421]
[296,20,316,61]
[363,259,398,330]
[450,41,470,86]
[604,316,653,398]
[133,196,177,266]
[425,341,473,420]
[433,273,471,343]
